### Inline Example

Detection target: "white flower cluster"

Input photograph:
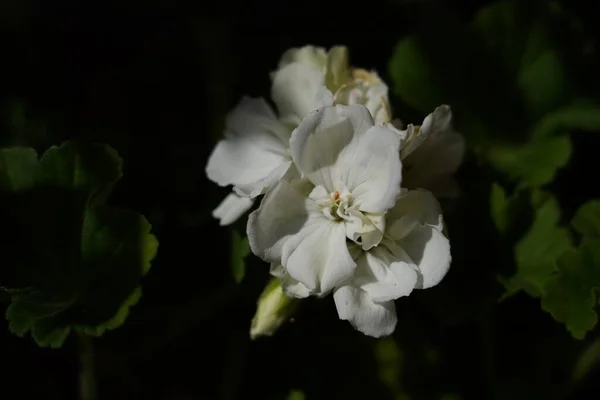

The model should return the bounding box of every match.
[206,45,464,337]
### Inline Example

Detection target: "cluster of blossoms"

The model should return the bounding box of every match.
[206,45,464,338]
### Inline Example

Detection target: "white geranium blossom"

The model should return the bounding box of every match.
[247,104,402,296]
[334,189,451,337]
[269,189,451,338]
[395,105,465,198]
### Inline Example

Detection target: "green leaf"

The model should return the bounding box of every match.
[532,103,600,139]
[486,135,572,187]
[541,239,600,339]
[572,200,600,238]
[490,183,525,234]
[388,37,443,113]
[502,193,572,297]
[230,230,249,284]
[0,141,158,348]
[517,48,567,120]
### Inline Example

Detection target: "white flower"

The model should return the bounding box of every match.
[205,97,294,225]
[247,104,402,296]
[396,105,465,198]
[269,189,451,338]
[334,189,451,337]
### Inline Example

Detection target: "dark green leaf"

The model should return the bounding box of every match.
[0,141,158,348]
[490,183,525,234]
[501,193,572,297]
[532,102,600,139]
[486,135,572,187]
[572,200,600,238]
[541,239,600,339]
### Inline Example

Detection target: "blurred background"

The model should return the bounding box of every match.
[2,0,600,399]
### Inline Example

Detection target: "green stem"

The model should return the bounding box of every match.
[78,332,97,400]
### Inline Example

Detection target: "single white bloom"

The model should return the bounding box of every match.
[247,104,402,296]
[334,189,451,337]
[396,105,465,198]
[205,97,294,226]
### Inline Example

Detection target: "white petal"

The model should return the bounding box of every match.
[333,285,397,338]
[402,225,451,289]
[205,97,292,197]
[226,96,291,144]
[247,178,314,263]
[277,45,328,71]
[212,193,254,226]
[314,86,334,109]
[344,209,384,251]
[269,262,286,278]
[269,263,311,298]
[386,189,444,238]
[271,63,325,124]
[233,160,293,198]
[282,219,355,295]
[334,74,391,125]
[290,104,401,213]
[403,105,465,196]
[280,273,311,298]
[353,244,418,302]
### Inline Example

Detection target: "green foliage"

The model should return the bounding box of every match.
[489,183,526,234]
[500,193,573,298]
[486,136,572,188]
[499,198,600,338]
[389,0,600,340]
[0,141,158,348]
[571,200,600,237]
[542,240,600,339]
[388,0,575,188]
[540,200,600,338]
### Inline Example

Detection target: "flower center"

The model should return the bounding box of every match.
[317,190,352,221]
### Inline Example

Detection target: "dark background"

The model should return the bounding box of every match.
[2,0,600,399]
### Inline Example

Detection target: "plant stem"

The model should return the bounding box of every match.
[78,332,97,400]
